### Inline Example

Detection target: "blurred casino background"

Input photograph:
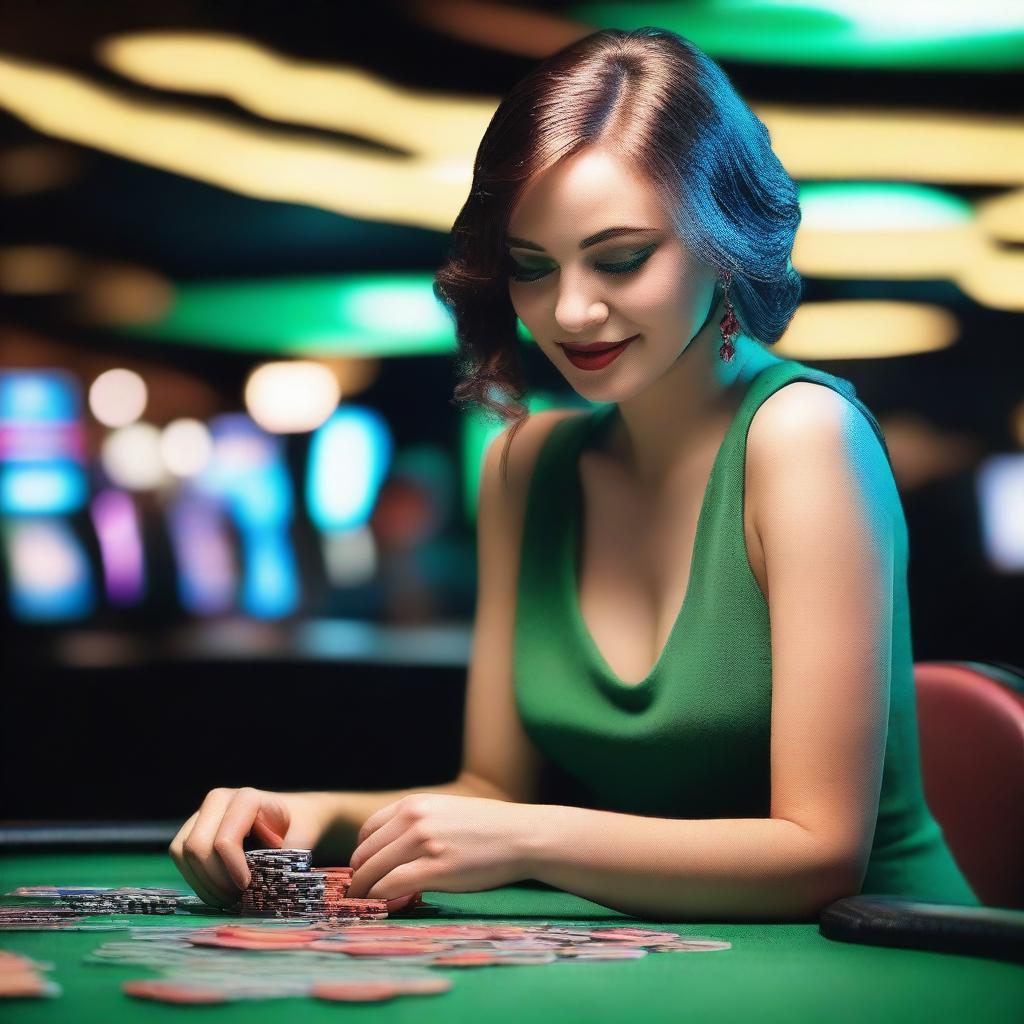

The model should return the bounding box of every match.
[0,1,1022,829]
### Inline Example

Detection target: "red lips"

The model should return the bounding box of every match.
[561,334,639,353]
[561,335,638,371]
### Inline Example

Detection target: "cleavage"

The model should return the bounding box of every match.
[575,450,709,685]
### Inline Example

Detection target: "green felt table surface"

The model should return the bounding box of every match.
[1,851,1021,1023]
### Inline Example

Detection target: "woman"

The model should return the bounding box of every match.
[170,27,979,920]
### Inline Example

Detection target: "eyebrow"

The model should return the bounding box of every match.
[504,226,659,252]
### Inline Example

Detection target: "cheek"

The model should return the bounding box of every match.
[630,260,701,315]
[509,284,543,330]
[508,281,529,310]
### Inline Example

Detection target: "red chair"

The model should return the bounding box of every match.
[914,660,1024,909]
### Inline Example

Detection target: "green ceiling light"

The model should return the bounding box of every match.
[572,1,1024,70]
[116,273,458,356]
[117,272,542,356]
[798,182,974,230]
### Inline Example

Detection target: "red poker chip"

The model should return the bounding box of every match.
[311,982,401,1002]
[123,980,232,1004]
[310,940,446,956]
[189,934,314,951]
[432,952,504,966]
[395,925,495,939]
[320,924,407,936]
[215,926,322,943]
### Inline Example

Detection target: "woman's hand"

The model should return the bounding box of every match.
[344,793,535,900]
[169,787,326,909]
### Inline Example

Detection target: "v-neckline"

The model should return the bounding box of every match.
[565,365,781,691]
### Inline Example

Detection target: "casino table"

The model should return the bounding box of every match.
[1,850,1022,1023]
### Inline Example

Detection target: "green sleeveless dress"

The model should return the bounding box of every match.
[513,357,980,905]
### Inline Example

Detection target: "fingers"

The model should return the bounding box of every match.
[213,789,288,890]
[169,810,229,908]
[251,812,286,850]
[178,857,225,909]
[358,860,425,902]
[348,816,414,899]
[354,799,400,847]
[350,810,407,874]
[182,788,242,906]
[351,800,407,870]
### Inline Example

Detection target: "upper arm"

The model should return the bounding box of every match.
[749,383,896,897]
[458,410,580,804]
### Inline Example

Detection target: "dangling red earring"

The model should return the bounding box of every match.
[719,271,739,363]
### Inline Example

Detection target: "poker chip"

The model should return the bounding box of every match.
[311,974,453,1001]
[555,945,648,960]
[9,865,738,1011]
[66,913,735,1007]
[237,850,387,921]
[4,885,181,917]
[311,982,402,1002]
[309,940,450,956]
[189,933,317,951]
[216,926,322,943]
[123,979,234,1004]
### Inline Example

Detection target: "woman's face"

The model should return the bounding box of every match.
[505,145,718,403]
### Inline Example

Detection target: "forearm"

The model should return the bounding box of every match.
[522,804,857,922]
[301,775,501,864]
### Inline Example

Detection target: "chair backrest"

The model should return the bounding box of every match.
[914,661,1024,909]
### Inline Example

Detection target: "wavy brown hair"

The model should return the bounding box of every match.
[433,26,802,481]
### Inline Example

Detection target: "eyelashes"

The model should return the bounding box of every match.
[507,243,658,284]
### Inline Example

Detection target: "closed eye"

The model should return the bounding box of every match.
[507,243,658,283]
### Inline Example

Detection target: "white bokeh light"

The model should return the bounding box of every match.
[100,422,166,490]
[12,521,82,591]
[89,368,148,427]
[160,418,212,477]
[244,361,341,434]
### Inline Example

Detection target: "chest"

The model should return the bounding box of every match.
[575,429,768,687]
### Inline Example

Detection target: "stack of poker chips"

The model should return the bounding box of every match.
[238,849,389,920]
[7,886,180,915]
[55,888,180,915]
[320,868,356,913]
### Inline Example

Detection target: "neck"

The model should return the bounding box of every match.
[609,291,783,490]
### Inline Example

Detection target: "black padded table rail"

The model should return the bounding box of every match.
[820,894,1024,964]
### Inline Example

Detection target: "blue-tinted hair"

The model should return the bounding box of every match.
[434,27,803,478]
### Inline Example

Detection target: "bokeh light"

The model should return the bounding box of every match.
[4,519,95,620]
[100,422,166,490]
[306,406,392,531]
[88,368,147,428]
[160,418,213,477]
[243,361,340,433]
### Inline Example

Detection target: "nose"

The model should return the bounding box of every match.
[554,268,608,336]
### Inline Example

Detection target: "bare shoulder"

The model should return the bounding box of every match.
[749,380,851,439]
[746,380,895,534]
[747,379,884,461]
